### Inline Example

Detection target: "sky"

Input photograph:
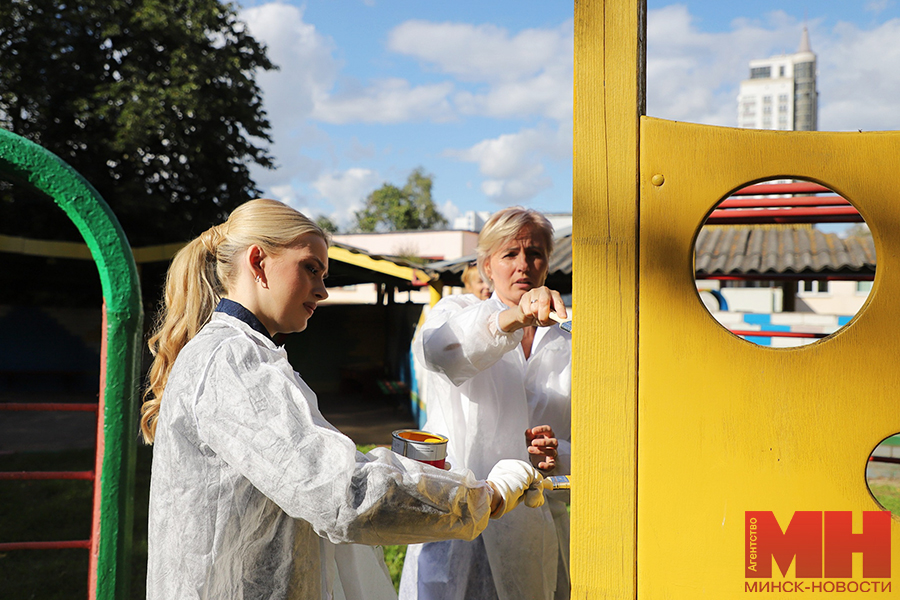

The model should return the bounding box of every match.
[234,0,900,229]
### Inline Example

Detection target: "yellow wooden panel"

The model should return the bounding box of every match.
[573,0,644,597]
[638,117,900,597]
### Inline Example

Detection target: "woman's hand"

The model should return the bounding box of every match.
[497,286,568,332]
[526,425,558,471]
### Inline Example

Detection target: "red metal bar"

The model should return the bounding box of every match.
[718,195,851,209]
[699,274,874,281]
[869,456,900,465]
[731,182,832,196]
[730,330,828,339]
[0,540,91,551]
[88,302,108,599]
[707,205,863,224]
[0,471,95,481]
[0,403,98,412]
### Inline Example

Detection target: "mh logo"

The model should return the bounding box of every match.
[745,511,891,578]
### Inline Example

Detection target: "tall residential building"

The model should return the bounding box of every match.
[737,27,818,131]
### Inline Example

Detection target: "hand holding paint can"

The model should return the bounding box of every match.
[391,429,448,469]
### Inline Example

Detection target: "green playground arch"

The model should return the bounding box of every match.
[0,128,143,600]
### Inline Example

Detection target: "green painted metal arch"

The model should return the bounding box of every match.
[0,128,143,600]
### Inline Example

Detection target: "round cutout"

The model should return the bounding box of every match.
[694,179,876,346]
[867,434,900,517]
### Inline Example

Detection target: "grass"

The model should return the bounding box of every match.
[0,444,406,599]
[0,446,151,600]
[869,480,900,514]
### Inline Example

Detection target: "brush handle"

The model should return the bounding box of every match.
[548,312,571,326]
[547,475,570,490]
[535,475,571,491]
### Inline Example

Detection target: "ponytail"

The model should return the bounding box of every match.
[140,199,327,443]
[140,229,223,442]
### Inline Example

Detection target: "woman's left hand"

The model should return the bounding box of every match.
[525,425,558,471]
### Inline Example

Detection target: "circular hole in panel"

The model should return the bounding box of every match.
[867,434,900,517]
[694,179,876,347]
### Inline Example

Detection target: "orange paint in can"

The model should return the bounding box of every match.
[391,429,448,469]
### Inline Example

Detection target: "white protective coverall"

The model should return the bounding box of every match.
[146,309,494,600]
[400,294,572,600]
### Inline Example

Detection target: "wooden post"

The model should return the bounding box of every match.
[572,1,645,597]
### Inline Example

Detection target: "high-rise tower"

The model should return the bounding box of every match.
[737,28,818,131]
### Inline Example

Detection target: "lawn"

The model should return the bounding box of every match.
[869,479,900,514]
[0,444,406,599]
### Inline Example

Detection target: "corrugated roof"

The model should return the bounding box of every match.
[429,226,874,285]
[695,225,875,277]
[429,233,573,293]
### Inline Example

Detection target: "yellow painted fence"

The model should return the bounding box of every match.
[573,1,900,597]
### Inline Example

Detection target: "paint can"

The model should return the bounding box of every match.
[391,429,448,469]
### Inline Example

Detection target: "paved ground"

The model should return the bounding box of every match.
[0,391,415,454]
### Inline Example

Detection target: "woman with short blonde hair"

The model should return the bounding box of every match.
[402,206,571,600]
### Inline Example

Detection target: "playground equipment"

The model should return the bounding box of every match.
[573,1,900,597]
[0,129,142,599]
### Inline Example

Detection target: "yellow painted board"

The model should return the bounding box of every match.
[573,0,644,597]
[638,117,900,597]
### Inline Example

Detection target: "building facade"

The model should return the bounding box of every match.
[737,27,818,131]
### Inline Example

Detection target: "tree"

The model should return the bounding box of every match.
[844,223,872,240]
[315,215,339,234]
[353,168,448,233]
[0,0,276,245]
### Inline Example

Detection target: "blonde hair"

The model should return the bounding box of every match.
[476,207,554,284]
[460,264,482,287]
[140,199,327,443]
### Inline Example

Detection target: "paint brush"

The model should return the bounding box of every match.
[549,311,572,333]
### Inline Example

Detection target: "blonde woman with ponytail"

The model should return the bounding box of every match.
[142,199,547,600]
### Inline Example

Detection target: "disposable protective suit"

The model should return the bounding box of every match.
[147,304,494,600]
[400,294,571,600]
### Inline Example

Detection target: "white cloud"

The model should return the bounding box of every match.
[242,3,339,126]
[448,124,570,204]
[865,0,892,14]
[241,3,341,190]
[646,5,900,132]
[817,19,900,130]
[388,19,573,121]
[440,199,461,225]
[313,79,455,124]
[647,6,806,126]
[310,168,382,225]
[268,184,299,206]
[388,20,570,82]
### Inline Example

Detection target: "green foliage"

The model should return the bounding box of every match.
[0,0,276,245]
[382,543,408,592]
[316,214,340,234]
[353,167,448,233]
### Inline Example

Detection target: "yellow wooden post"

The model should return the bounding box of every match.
[573,0,644,597]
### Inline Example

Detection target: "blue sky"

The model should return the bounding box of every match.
[235,1,900,228]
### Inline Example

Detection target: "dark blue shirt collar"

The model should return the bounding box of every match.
[215,298,273,342]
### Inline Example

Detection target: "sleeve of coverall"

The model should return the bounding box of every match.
[194,338,493,547]
[414,296,524,387]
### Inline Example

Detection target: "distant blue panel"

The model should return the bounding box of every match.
[743,314,772,325]
[744,335,771,346]
[837,315,853,326]
[760,324,791,332]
